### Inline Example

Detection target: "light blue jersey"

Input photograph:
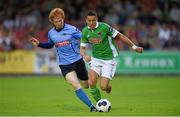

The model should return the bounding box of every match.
[47,24,82,65]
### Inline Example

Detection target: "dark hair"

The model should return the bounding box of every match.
[87,10,98,17]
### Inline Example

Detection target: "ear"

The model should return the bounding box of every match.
[85,18,88,23]
[95,16,98,21]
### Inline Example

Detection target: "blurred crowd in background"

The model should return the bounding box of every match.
[0,0,180,52]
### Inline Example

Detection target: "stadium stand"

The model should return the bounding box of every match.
[0,0,179,51]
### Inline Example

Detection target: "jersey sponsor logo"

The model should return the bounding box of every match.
[89,38,102,44]
[55,40,70,47]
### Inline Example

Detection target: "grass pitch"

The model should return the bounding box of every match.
[0,75,180,116]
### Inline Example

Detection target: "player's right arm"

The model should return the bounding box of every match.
[30,37,54,49]
[80,46,91,62]
[80,28,91,62]
[30,37,39,46]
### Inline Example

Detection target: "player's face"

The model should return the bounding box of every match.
[86,16,97,29]
[52,16,64,29]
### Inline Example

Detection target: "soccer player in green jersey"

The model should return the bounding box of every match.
[80,10,143,102]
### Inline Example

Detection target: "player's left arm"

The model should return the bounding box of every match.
[115,32,143,53]
[106,23,143,53]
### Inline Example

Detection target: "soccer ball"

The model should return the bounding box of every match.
[96,99,111,112]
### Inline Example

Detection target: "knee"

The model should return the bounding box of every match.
[82,84,89,89]
[88,79,97,87]
[70,82,81,90]
[80,80,89,89]
[100,84,107,91]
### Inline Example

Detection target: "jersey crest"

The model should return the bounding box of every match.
[98,32,102,36]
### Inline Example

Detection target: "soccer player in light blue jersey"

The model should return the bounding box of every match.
[30,8,97,112]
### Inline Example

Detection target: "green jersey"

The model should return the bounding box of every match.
[81,22,119,60]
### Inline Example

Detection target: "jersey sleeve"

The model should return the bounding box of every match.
[71,27,82,39]
[105,23,119,38]
[80,28,89,47]
[37,32,54,49]
[48,32,54,45]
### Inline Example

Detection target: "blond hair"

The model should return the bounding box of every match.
[49,8,65,22]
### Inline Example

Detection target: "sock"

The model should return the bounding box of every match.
[75,88,93,108]
[90,87,101,102]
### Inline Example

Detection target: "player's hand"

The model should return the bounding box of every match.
[135,47,143,53]
[30,37,39,46]
[83,55,91,62]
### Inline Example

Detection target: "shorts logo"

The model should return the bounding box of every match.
[55,40,70,47]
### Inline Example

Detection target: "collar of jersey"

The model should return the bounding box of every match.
[54,24,65,32]
[87,22,99,29]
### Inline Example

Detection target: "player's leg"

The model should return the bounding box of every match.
[88,57,102,102]
[100,77,112,93]
[65,71,96,111]
[65,71,81,90]
[100,58,117,93]
[75,58,89,89]
[80,80,89,89]
[89,69,101,102]
[74,59,98,111]
[59,63,96,111]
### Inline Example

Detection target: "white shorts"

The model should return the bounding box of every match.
[89,57,118,80]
